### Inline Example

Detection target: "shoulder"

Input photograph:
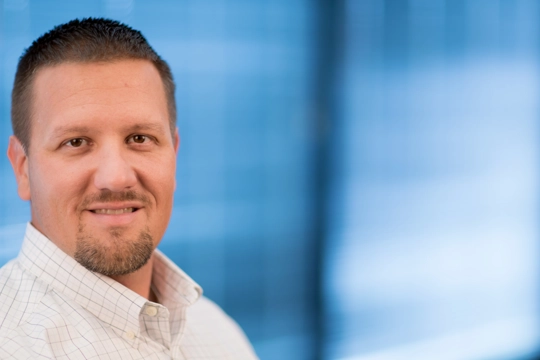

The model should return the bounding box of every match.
[0,260,118,358]
[0,260,54,358]
[0,259,51,331]
[185,296,259,359]
[189,296,242,330]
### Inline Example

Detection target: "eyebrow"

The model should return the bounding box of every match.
[49,123,167,140]
[50,126,94,140]
[127,123,167,133]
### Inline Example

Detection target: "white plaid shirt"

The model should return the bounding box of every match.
[0,224,258,359]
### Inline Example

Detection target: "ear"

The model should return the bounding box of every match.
[174,127,180,155]
[7,136,31,201]
[173,128,180,191]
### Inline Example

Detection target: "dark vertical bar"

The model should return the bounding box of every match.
[311,0,345,359]
[383,0,409,66]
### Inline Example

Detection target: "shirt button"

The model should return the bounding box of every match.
[145,306,158,317]
[126,331,135,340]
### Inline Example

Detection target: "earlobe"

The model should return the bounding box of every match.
[7,136,31,201]
[173,128,180,191]
[174,128,180,154]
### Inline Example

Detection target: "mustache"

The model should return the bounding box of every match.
[79,190,151,209]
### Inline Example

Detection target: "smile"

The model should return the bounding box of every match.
[91,208,136,215]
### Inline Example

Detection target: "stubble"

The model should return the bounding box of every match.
[74,190,154,276]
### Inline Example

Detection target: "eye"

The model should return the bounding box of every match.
[65,138,86,147]
[131,135,147,144]
[128,134,154,144]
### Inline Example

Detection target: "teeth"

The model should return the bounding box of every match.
[94,208,134,215]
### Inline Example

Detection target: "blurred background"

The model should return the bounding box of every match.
[1,0,539,359]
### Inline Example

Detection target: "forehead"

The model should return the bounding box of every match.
[30,60,169,136]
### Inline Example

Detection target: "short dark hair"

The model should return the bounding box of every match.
[11,18,176,153]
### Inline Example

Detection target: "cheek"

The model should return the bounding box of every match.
[138,155,176,220]
[27,160,90,253]
[155,161,177,211]
[29,160,91,215]
[141,153,176,192]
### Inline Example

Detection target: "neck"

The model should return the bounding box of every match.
[110,254,156,301]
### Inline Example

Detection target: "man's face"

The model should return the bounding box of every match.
[8,60,179,276]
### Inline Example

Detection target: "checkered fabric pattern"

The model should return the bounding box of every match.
[0,224,258,359]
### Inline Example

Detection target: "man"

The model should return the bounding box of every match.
[0,18,258,359]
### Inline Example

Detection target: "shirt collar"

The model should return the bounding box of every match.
[17,223,202,344]
[152,249,202,309]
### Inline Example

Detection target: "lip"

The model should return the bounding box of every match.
[84,202,145,227]
[86,202,145,212]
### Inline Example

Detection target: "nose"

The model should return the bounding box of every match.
[93,146,137,192]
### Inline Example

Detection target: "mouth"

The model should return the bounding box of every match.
[86,201,144,216]
[90,207,139,215]
[85,204,143,227]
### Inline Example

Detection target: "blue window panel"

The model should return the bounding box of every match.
[325,1,540,359]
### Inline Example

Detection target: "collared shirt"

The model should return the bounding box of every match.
[0,224,258,359]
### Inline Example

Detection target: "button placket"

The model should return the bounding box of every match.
[141,304,172,349]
